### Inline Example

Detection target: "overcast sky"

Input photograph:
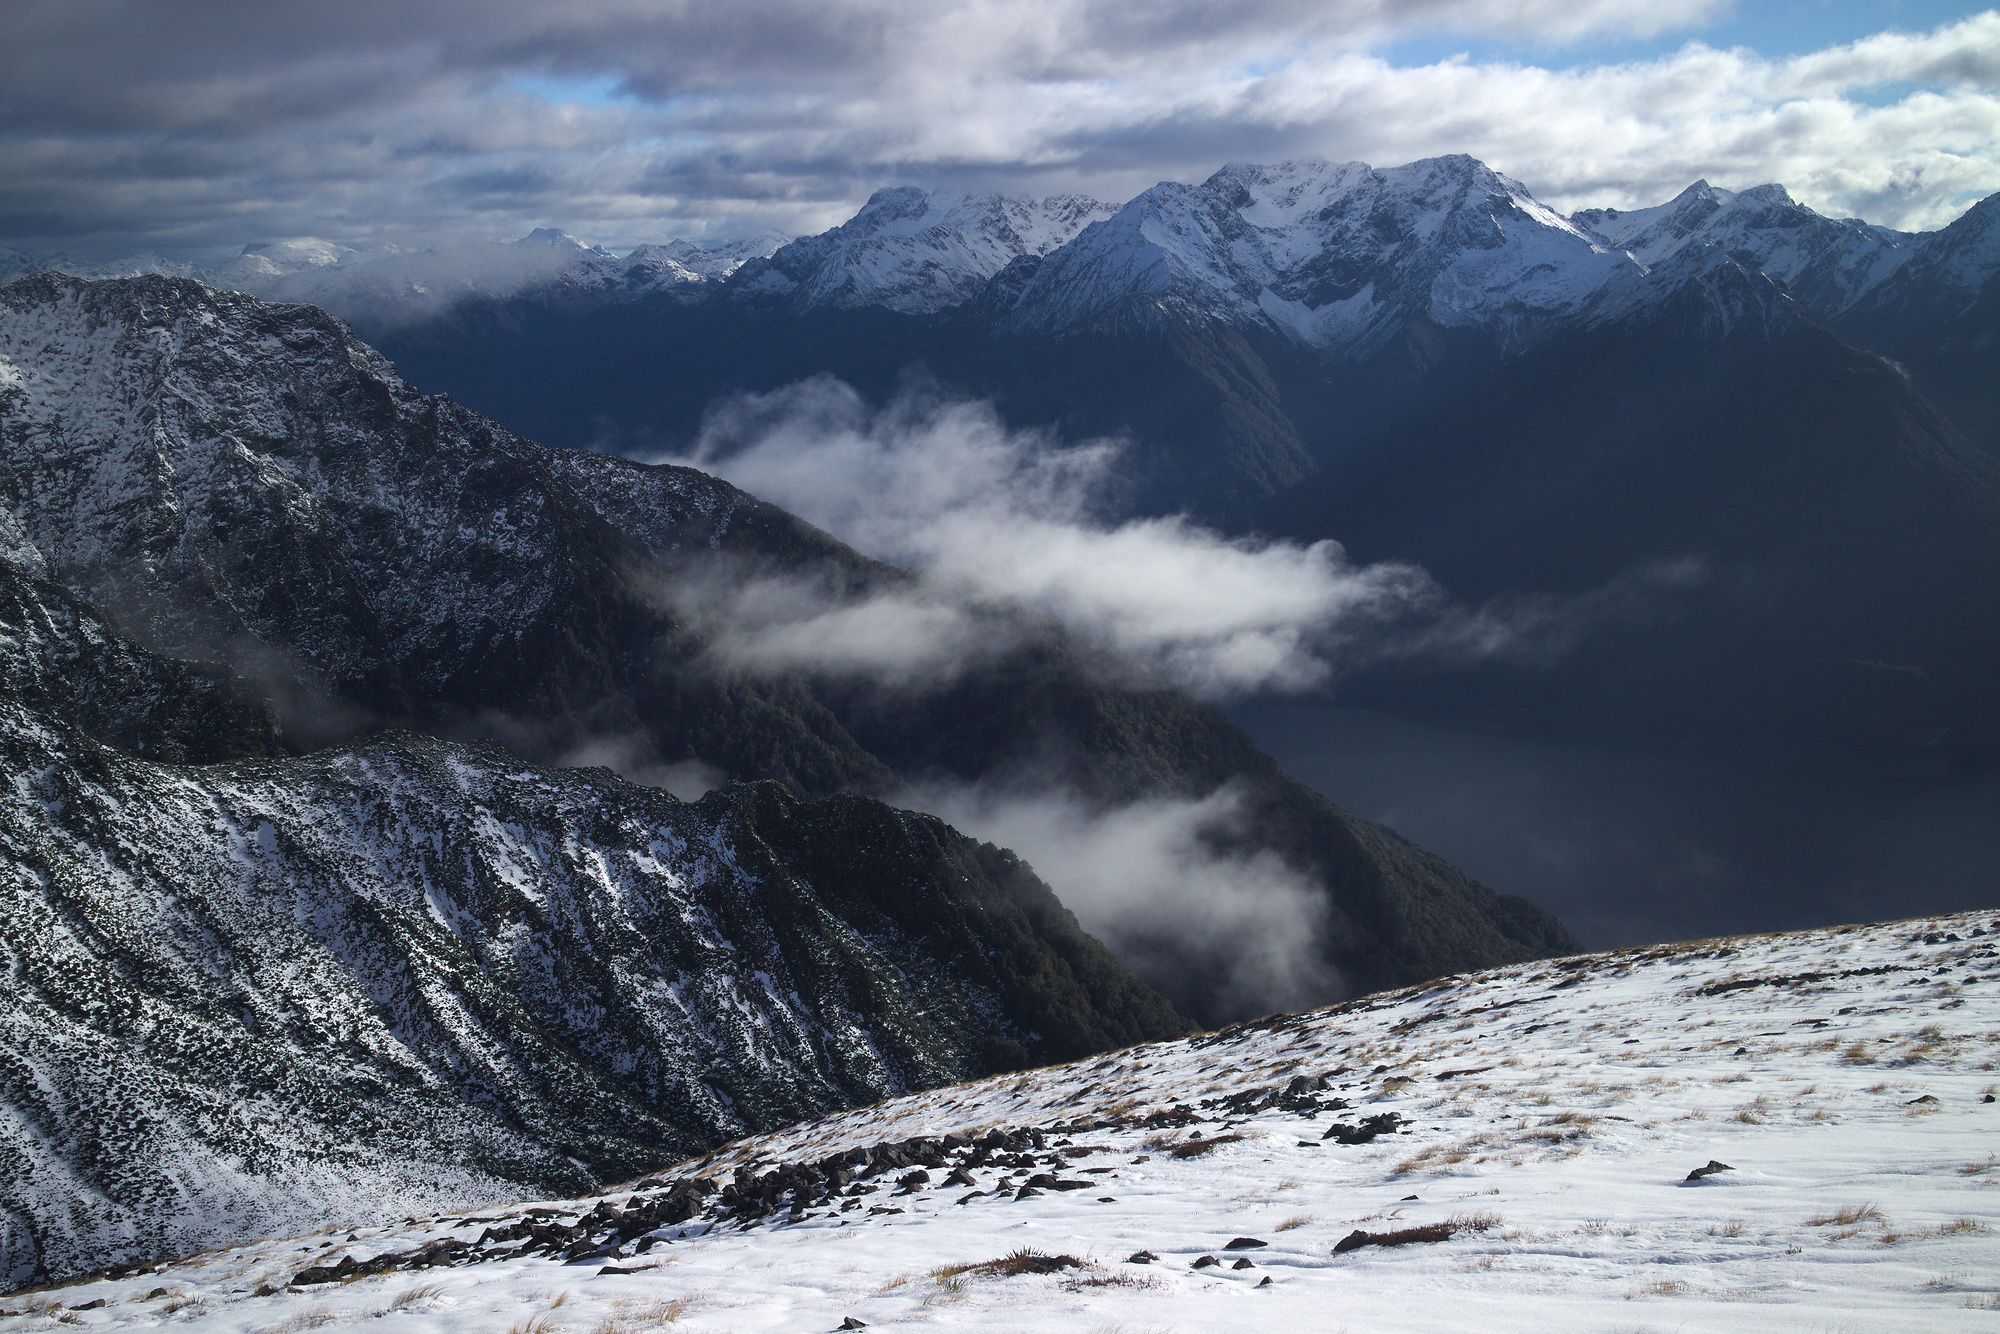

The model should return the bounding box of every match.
[3,0,1996,261]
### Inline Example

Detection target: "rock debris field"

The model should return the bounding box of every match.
[7,910,1998,1332]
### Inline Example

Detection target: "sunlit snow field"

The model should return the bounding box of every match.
[13,910,1999,1333]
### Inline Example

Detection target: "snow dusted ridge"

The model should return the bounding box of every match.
[1572,180,1916,318]
[730,189,1117,314]
[21,910,1998,1331]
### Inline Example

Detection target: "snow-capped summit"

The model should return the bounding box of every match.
[989,155,1636,356]
[1574,180,1914,316]
[512,226,610,256]
[731,189,1118,314]
[1859,189,2000,308]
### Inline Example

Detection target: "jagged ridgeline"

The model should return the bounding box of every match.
[0,273,1573,1283]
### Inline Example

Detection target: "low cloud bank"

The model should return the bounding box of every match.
[668,376,1689,697]
[899,778,1343,1021]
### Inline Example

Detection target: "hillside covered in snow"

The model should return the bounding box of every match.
[12,908,1996,1331]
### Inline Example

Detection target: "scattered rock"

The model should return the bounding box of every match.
[1685,1160,1734,1181]
[1125,1251,1158,1265]
[1191,1255,1220,1269]
[1984,1094,1996,1104]
[1323,1113,1405,1144]
[596,1266,643,1276]
[1231,1258,1256,1269]
[1013,1187,1043,1200]
[1225,1237,1267,1249]
[1733,1047,1750,1055]
[1400,1194,1419,1201]
[1906,1095,1940,1105]
[68,1300,105,1311]
[1257,1276,1273,1287]
[840,1319,868,1330]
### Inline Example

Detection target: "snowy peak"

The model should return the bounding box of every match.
[1893,189,2000,298]
[992,154,1631,357]
[1573,180,1915,316]
[731,188,1118,314]
[512,226,609,256]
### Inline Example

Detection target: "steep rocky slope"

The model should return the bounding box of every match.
[0,690,1177,1287]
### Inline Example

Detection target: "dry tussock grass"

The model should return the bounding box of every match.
[257,1311,337,1334]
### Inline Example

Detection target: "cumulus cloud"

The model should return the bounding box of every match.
[667,377,1686,697]
[2,3,1995,259]
[899,778,1343,1020]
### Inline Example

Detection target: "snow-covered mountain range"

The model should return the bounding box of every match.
[15,152,1986,350]
[17,907,1995,1330]
[1,229,789,329]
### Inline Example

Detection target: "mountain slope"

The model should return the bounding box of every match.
[0,691,1180,1288]
[1259,266,2000,769]
[23,907,1997,1327]
[0,272,1577,1023]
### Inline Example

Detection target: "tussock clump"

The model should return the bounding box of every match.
[1334,1212,1500,1252]
[935,1248,1087,1280]
[1168,1134,1247,1159]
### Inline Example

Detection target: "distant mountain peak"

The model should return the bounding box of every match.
[729,188,1118,314]
[986,153,1628,356]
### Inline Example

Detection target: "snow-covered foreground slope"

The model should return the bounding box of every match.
[21,910,1997,1330]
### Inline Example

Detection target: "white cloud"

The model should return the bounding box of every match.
[677,378,1456,696]
[899,778,1344,1018]
[665,378,1683,697]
